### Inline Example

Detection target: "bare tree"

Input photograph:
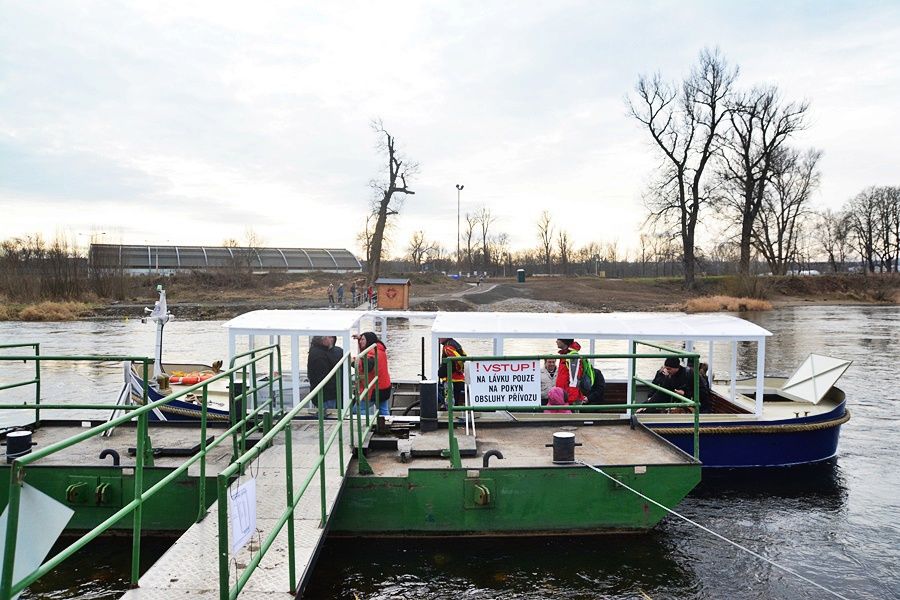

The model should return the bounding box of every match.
[356,214,376,267]
[557,230,571,275]
[406,231,430,270]
[463,213,478,273]
[846,187,881,273]
[537,210,554,273]
[818,209,852,272]
[718,86,809,275]
[873,186,900,272]
[603,240,620,278]
[475,207,496,272]
[629,47,737,288]
[367,120,417,283]
[752,147,821,275]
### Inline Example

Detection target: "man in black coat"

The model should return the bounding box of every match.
[645,357,693,411]
[307,336,343,409]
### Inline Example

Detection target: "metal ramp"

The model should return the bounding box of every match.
[121,421,351,599]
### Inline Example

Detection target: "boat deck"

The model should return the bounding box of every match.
[119,421,349,599]
[27,423,237,475]
[363,421,694,477]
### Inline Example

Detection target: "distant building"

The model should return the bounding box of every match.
[88,244,361,276]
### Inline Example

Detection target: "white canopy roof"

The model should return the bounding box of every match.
[430,311,771,341]
[224,309,367,336]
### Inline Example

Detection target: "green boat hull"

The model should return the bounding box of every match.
[330,463,701,535]
[0,465,216,532]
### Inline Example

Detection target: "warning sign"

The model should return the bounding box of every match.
[468,360,541,407]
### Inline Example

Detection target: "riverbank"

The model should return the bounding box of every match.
[0,273,897,321]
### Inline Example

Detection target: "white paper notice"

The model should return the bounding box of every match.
[0,483,74,600]
[228,477,257,554]
[468,360,541,407]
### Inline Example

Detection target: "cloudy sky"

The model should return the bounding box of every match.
[1,1,898,258]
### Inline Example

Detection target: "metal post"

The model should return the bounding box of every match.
[0,465,23,598]
[197,386,208,523]
[216,475,230,600]
[692,354,700,460]
[337,362,345,476]
[284,418,297,593]
[755,338,766,417]
[629,340,637,416]
[446,358,462,468]
[33,343,41,423]
[131,391,148,586]
[456,183,464,275]
[318,388,327,526]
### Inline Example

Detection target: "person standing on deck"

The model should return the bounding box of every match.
[438,337,467,407]
[350,282,357,305]
[555,338,587,405]
[337,283,344,305]
[327,283,335,307]
[355,331,392,416]
[307,336,342,410]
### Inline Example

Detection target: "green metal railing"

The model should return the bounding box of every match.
[215,342,379,600]
[443,344,701,468]
[0,345,284,600]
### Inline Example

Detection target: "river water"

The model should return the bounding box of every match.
[1,305,898,599]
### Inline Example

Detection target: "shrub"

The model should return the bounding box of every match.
[684,295,772,313]
[18,301,92,321]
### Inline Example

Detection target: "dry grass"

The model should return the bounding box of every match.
[684,295,773,313]
[0,303,14,320]
[17,301,93,321]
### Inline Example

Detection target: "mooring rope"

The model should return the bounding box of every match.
[649,409,851,436]
[577,461,850,600]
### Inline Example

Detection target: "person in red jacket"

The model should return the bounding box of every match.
[354,331,392,416]
[555,338,586,405]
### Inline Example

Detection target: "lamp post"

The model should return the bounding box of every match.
[456,184,464,276]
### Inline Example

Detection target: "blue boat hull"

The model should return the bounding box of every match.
[647,401,847,468]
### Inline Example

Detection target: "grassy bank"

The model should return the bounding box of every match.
[0,301,95,321]
[0,272,896,321]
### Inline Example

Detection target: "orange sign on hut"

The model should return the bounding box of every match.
[374,278,411,310]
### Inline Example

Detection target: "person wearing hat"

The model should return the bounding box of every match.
[645,356,694,411]
[438,337,467,407]
[555,338,587,405]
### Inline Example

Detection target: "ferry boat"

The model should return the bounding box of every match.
[417,310,851,469]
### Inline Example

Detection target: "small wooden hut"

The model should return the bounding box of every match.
[374,278,411,310]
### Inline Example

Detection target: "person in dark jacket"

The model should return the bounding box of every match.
[307,336,342,410]
[645,357,693,412]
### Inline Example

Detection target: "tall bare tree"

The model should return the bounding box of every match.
[556,230,571,274]
[537,210,554,273]
[846,187,881,273]
[752,147,821,275]
[872,186,900,272]
[719,86,809,275]
[629,47,737,288]
[406,231,434,270]
[367,120,417,283]
[475,207,496,272]
[463,213,478,273]
[818,209,852,272]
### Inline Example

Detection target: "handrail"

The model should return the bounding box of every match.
[442,345,702,468]
[215,343,378,600]
[0,348,283,600]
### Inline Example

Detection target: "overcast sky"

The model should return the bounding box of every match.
[1,1,898,258]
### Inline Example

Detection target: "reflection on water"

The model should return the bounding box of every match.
[2,305,900,599]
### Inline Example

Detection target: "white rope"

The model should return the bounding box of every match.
[576,461,850,600]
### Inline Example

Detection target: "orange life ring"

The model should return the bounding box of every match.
[181,375,200,385]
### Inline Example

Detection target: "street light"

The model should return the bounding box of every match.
[456,184,464,276]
